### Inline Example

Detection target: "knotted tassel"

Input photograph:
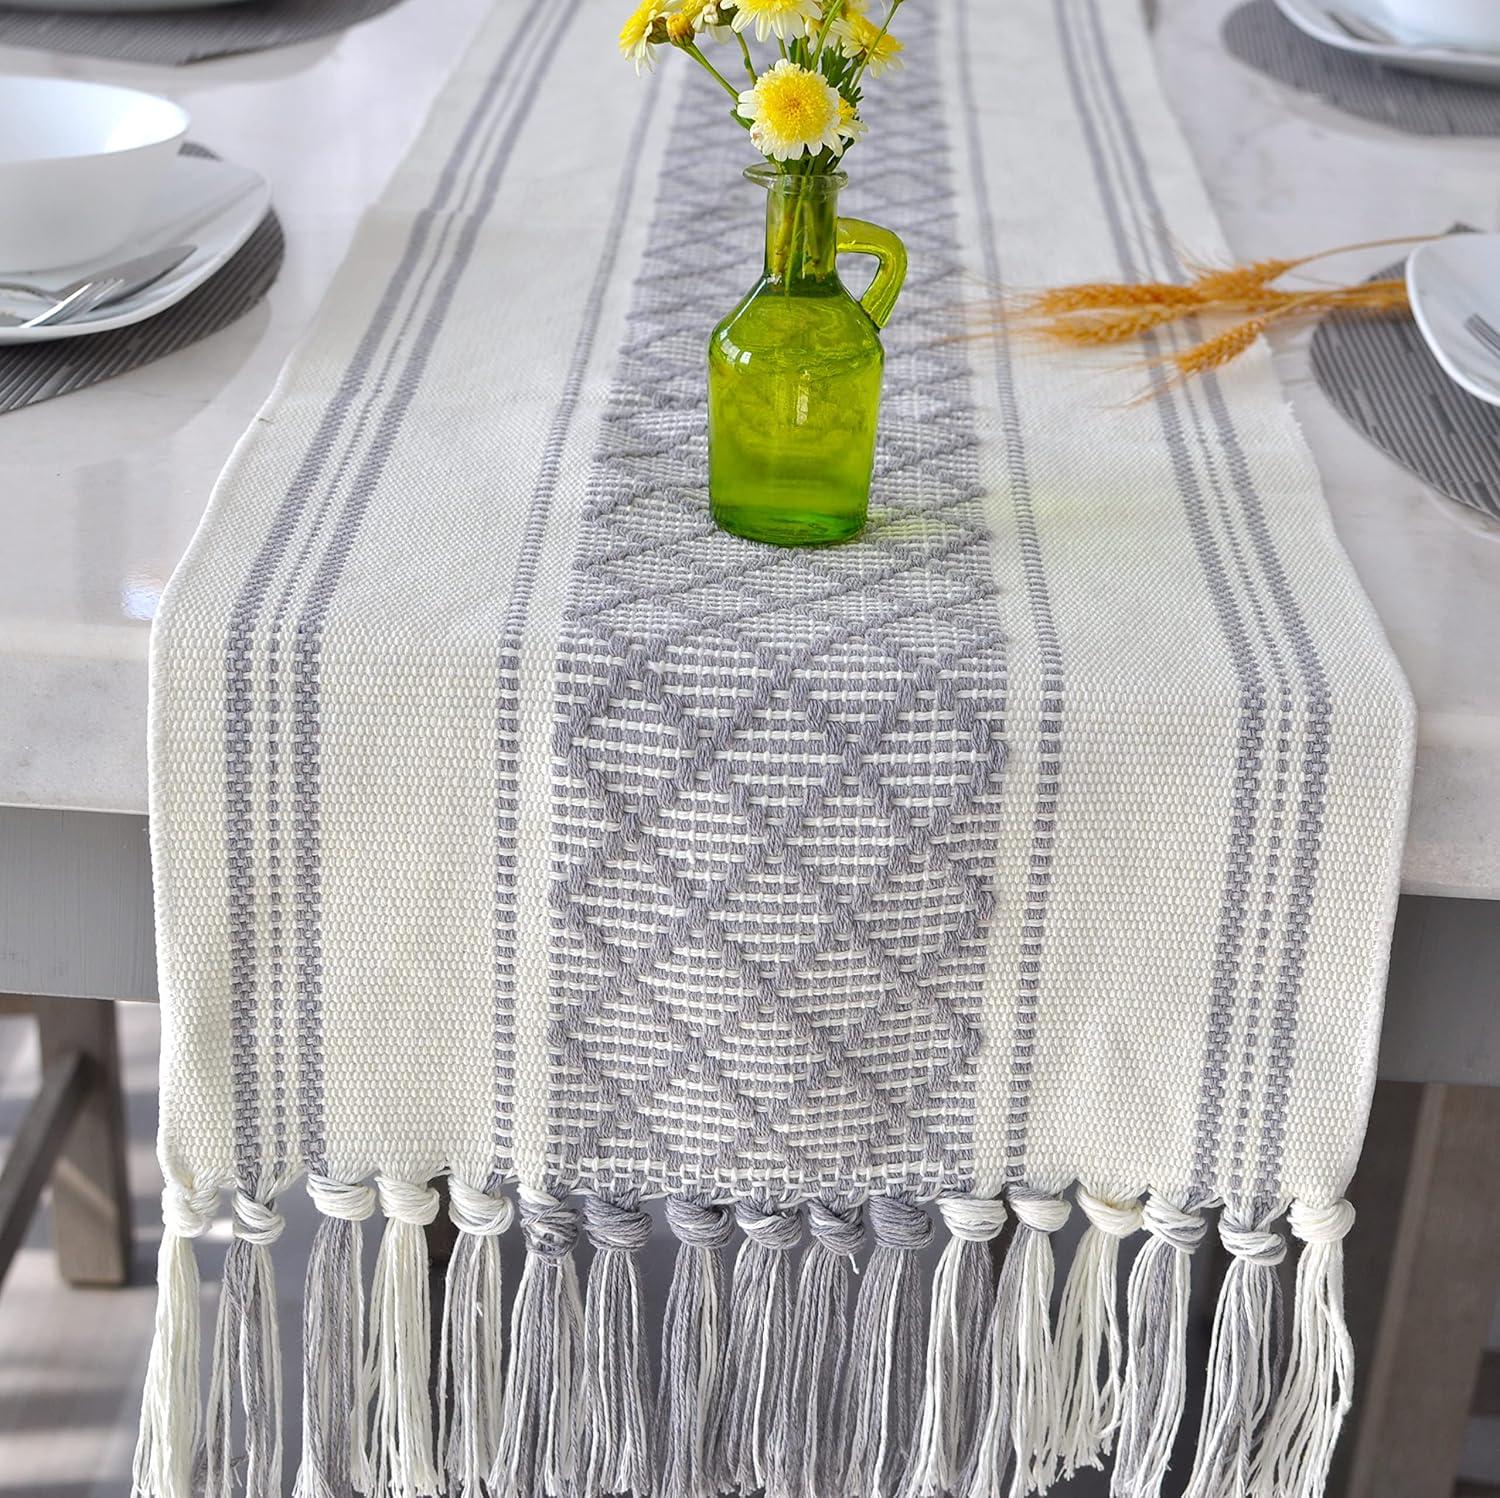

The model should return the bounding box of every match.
[1110,1194,1206,1498]
[901,1195,1007,1498]
[842,1195,935,1498]
[658,1198,735,1498]
[362,1178,442,1498]
[964,1188,1069,1498]
[1252,1200,1356,1498]
[579,1194,656,1498]
[132,1182,217,1498]
[489,1187,584,1498]
[204,1193,286,1498]
[769,1199,866,1498]
[1052,1190,1143,1479]
[295,1177,376,1498]
[717,1199,802,1495]
[1181,1217,1286,1498]
[438,1181,515,1496]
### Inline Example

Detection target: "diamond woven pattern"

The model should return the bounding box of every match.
[548,57,1005,1203]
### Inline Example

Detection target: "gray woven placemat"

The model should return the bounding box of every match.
[0,149,283,411]
[1310,254,1500,519]
[0,0,402,65]
[1223,0,1500,136]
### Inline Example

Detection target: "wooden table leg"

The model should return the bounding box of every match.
[32,996,132,1287]
[1342,1081,1500,1498]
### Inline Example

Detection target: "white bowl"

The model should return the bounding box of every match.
[1381,0,1500,49]
[0,76,188,273]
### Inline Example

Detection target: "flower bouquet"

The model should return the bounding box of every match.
[621,0,911,546]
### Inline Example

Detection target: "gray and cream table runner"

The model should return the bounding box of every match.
[136,4,1415,1498]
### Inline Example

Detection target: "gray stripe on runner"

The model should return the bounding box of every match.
[1079,0,1332,1212]
[1055,0,1269,1210]
[286,0,576,1180]
[1065,0,1293,1213]
[956,2,1058,1187]
[488,76,665,1187]
[220,0,550,1185]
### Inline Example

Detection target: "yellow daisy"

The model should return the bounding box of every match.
[737,58,845,160]
[836,96,866,151]
[731,0,823,44]
[620,0,667,71]
[832,11,903,75]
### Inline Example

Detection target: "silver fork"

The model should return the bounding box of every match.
[0,278,127,330]
[1465,312,1500,360]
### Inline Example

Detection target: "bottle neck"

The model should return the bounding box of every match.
[763,176,842,290]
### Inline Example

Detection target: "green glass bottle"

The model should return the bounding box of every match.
[708,164,907,547]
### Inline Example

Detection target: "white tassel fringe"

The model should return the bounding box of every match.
[1052,1191,1141,1479]
[439,1181,515,1496]
[362,1178,442,1498]
[901,1195,1006,1498]
[1252,1200,1356,1498]
[965,1189,1070,1498]
[132,1184,217,1498]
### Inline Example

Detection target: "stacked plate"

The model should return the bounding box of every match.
[0,76,269,346]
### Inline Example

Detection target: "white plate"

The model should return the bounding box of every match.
[1407,234,1500,407]
[0,152,269,345]
[1274,0,1500,85]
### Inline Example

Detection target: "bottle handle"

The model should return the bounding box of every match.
[836,217,908,330]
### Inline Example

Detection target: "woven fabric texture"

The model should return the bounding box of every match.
[149,0,1412,1232]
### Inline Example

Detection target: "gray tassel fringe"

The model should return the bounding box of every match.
[579,1195,656,1498]
[657,1198,735,1498]
[489,1188,584,1498]
[717,1200,802,1495]
[769,1199,866,1498]
[841,1196,934,1498]
[204,1194,285,1498]
[295,1180,375,1498]
[1111,1195,1206,1498]
[1181,1218,1285,1498]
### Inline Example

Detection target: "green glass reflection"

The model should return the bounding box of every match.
[709,165,907,547]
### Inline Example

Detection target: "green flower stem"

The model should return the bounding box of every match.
[736,30,757,83]
[850,0,902,88]
[681,40,742,103]
[814,0,846,64]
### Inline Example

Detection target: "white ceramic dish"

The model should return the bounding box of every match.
[0,152,270,346]
[1382,0,1500,50]
[1275,0,1500,84]
[1406,235,1500,407]
[0,77,188,271]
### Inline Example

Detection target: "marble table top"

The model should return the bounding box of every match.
[2,0,1497,899]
